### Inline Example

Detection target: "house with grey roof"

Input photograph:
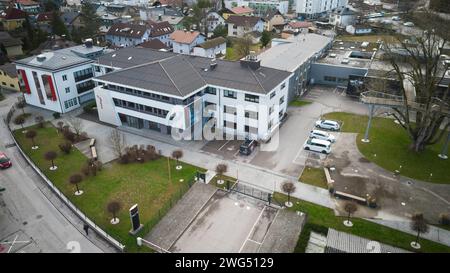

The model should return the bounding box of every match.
[329,7,356,28]
[192,37,227,58]
[92,48,292,141]
[226,15,264,38]
[106,23,151,48]
[15,41,108,113]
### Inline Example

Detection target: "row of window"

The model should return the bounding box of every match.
[113,98,169,118]
[107,84,173,104]
[223,120,258,134]
[1,81,15,88]
[64,98,78,109]
[74,68,93,82]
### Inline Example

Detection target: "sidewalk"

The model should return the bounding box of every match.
[369,219,450,248]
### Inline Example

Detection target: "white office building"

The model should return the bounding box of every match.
[92,48,291,141]
[295,0,348,18]
[15,42,107,113]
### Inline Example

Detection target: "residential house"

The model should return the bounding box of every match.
[346,24,372,35]
[192,37,226,58]
[0,63,19,91]
[283,21,312,34]
[329,8,355,28]
[248,0,289,15]
[295,0,348,18]
[261,9,285,31]
[106,23,150,48]
[14,42,107,113]
[226,15,264,38]
[139,5,185,30]
[169,30,205,54]
[137,39,170,51]
[0,0,14,11]
[100,13,121,27]
[14,0,40,14]
[0,31,23,57]
[92,48,291,141]
[35,12,54,33]
[206,11,225,33]
[147,20,174,47]
[0,8,27,31]
[61,11,83,32]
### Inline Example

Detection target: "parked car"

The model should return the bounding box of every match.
[0,152,12,169]
[403,22,414,27]
[309,129,336,143]
[304,139,331,154]
[239,138,258,156]
[315,119,340,131]
[391,16,401,21]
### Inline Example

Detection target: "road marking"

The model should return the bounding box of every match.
[239,206,266,253]
[247,239,262,245]
[218,140,230,151]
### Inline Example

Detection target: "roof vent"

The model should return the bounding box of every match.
[84,38,93,48]
[240,51,260,70]
[36,54,46,62]
[210,58,217,69]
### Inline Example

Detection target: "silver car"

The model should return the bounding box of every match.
[310,130,336,143]
[315,119,340,131]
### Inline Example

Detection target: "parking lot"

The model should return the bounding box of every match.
[201,139,260,163]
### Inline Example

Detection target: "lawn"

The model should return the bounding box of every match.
[322,112,450,184]
[14,123,205,252]
[299,167,328,189]
[289,99,313,107]
[273,193,450,253]
[209,174,237,190]
[225,43,261,61]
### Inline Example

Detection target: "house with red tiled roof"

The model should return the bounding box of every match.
[283,21,313,33]
[137,39,169,51]
[35,11,54,33]
[231,6,254,15]
[15,0,40,14]
[0,7,27,31]
[169,30,205,55]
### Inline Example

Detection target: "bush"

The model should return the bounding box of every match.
[119,154,129,164]
[35,115,45,128]
[440,213,450,226]
[83,101,97,114]
[53,112,61,119]
[58,142,72,154]
[16,100,26,109]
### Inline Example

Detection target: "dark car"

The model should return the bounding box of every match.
[0,152,12,169]
[239,138,258,156]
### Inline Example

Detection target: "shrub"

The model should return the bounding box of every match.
[439,213,450,226]
[53,112,61,119]
[16,100,26,109]
[35,116,45,128]
[119,154,129,164]
[58,142,72,154]
[83,101,97,114]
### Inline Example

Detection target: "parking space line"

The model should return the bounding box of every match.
[239,206,266,253]
[247,239,262,245]
[218,140,230,151]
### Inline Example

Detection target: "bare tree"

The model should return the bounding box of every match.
[69,173,83,195]
[235,34,253,58]
[410,212,429,248]
[215,163,228,184]
[107,200,122,223]
[343,202,358,226]
[67,117,84,137]
[281,181,296,207]
[25,130,37,148]
[14,115,26,131]
[172,150,183,166]
[109,129,126,158]
[44,151,57,170]
[381,12,450,152]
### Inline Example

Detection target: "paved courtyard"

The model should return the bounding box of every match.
[146,182,304,253]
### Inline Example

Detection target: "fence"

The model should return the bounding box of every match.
[5,115,126,252]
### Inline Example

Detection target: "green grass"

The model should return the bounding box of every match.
[299,167,328,189]
[209,174,237,190]
[225,43,261,61]
[14,123,205,252]
[274,193,450,253]
[322,112,450,184]
[289,99,313,107]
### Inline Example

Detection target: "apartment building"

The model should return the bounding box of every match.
[295,0,348,18]
[92,48,291,141]
[15,42,107,113]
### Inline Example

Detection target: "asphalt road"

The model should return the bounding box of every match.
[0,92,108,253]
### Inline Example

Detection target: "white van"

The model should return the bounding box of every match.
[304,138,331,154]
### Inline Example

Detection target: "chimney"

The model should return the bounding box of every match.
[210,58,217,69]
[36,54,46,62]
[240,51,260,70]
[158,14,162,21]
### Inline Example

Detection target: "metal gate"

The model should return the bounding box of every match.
[226,180,272,203]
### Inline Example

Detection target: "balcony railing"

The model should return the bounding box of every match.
[74,73,94,82]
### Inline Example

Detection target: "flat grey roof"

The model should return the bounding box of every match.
[96,49,291,97]
[258,33,333,72]
[325,229,410,253]
[15,48,94,70]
